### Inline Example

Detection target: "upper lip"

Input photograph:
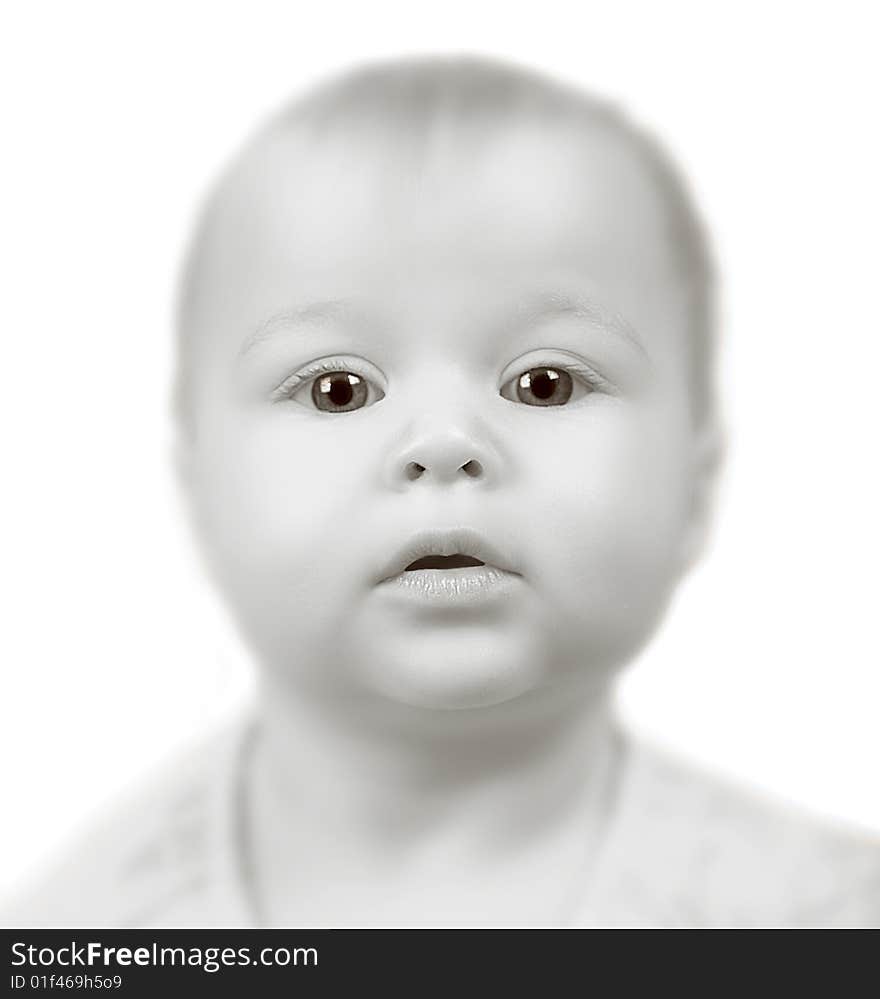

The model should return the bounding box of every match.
[377,528,520,583]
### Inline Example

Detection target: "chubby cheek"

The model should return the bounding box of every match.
[192,414,377,628]
[525,408,691,666]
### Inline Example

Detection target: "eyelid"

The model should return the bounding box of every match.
[501,350,618,394]
[270,355,386,403]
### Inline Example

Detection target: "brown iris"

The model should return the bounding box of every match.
[312,372,369,412]
[515,367,574,406]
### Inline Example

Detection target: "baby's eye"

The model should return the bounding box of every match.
[310,371,374,413]
[274,361,386,413]
[500,366,594,407]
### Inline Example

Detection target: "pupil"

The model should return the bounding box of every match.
[328,374,353,406]
[531,369,557,399]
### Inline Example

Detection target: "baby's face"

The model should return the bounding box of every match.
[183,118,702,714]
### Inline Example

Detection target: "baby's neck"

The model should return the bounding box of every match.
[244,681,622,925]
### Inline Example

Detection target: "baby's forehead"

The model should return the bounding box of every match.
[193,111,683,321]
[223,104,671,226]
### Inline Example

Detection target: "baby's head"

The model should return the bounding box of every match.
[175,56,719,723]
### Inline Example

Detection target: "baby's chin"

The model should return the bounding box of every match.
[370,650,535,711]
[347,622,571,711]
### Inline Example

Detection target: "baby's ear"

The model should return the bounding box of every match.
[170,430,211,559]
[170,431,202,545]
[678,420,726,574]
[169,431,223,586]
[170,430,195,508]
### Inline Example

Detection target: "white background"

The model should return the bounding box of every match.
[2,1,878,897]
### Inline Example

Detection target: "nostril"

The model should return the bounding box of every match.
[461,459,483,478]
[405,461,425,480]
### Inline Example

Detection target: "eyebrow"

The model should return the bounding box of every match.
[238,290,647,359]
[238,299,357,358]
[511,291,648,359]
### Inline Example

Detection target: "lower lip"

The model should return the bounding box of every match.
[377,566,521,607]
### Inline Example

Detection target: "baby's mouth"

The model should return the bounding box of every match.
[404,554,486,571]
[380,549,518,605]
[376,528,519,585]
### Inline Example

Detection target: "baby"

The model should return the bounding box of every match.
[6,55,879,928]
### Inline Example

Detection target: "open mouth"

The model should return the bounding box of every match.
[377,528,517,586]
[404,554,486,571]
[377,532,518,604]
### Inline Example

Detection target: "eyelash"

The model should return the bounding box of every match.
[270,356,613,405]
[538,359,613,394]
[270,357,378,403]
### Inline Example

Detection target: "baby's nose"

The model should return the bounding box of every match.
[385,427,494,491]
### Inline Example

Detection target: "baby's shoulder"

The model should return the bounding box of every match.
[596,733,880,927]
[2,719,251,928]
